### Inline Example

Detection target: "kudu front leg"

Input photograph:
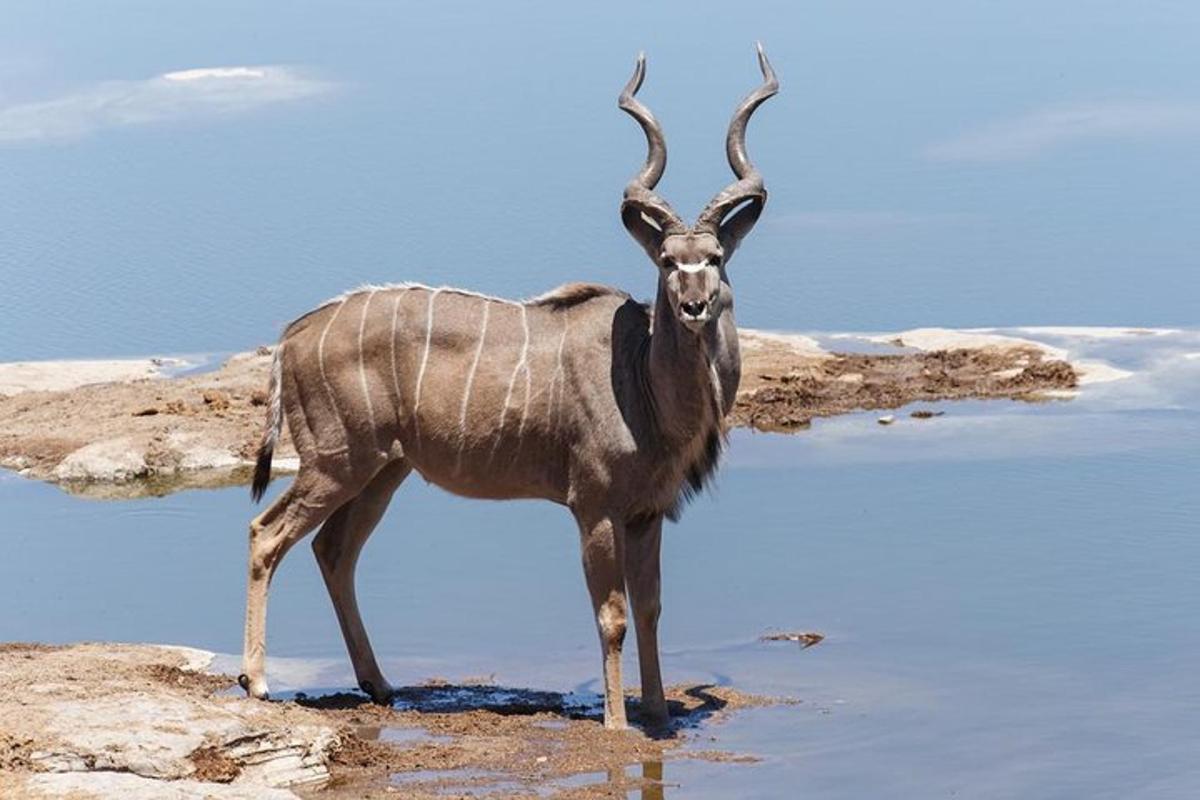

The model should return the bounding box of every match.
[625,513,667,728]
[241,470,352,700]
[577,512,629,730]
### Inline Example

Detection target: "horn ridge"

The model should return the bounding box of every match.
[696,43,779,235]
[618,52,666,191]
[619,52,686,236]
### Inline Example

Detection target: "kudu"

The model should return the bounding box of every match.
[240,45,777,730]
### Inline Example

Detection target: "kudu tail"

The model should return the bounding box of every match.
[250,343,285,503]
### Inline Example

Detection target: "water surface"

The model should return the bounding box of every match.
[2,330,1198,797]
[4,2,1200,361]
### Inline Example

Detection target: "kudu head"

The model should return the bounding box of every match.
[619,44,778,334]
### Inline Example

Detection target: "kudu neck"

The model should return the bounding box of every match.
[645,279,741,441]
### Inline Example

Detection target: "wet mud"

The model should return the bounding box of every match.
[734,342,1076,432]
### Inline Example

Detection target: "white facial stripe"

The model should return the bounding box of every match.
[678,262,708,274]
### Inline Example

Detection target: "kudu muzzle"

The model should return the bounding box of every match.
[668,263,723,332]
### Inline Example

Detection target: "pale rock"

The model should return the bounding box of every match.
[52,438,147,482]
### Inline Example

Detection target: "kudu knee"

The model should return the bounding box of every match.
[248,521,271,579]
[596,594,628,649]
[248,519,290,580]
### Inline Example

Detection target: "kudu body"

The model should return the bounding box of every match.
[240,47,777,729]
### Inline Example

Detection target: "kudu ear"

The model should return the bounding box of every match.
[716,197,764,264]
[621,202,667,263]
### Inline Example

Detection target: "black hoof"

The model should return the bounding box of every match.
[359,680,392,706]
[238,673,268,700]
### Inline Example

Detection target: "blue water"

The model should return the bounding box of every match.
[2,331,1197,798]
[3,3,1200,793]
[2,1,1199,362]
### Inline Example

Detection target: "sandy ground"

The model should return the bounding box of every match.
[0,643,786,799]
[0,349,286,498]
[0,329,1078,497]
[0,357,188,396]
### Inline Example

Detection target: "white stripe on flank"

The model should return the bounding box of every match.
[389,292,404,417]
[551,312,569,428]
[317,298,348,426]
[412,287,442,443]
[489,304,530,462]
[455,300,491,470]
[516,305,534,440]
[357,290,378,443]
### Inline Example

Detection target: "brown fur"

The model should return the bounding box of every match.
[239,48,777,731]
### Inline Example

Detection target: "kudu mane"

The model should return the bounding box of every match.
[526,282,630,310]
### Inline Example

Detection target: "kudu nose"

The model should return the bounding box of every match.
[680,300,708,318]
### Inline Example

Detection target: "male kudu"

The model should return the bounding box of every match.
[240,46,778,730]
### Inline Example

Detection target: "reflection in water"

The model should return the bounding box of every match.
[599,761,666,799]
[580,762,667,796]
[591,760,668,799]
[638,759,666,800]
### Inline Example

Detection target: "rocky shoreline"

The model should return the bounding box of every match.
[0,643,782,799]
[0,328,1084,498]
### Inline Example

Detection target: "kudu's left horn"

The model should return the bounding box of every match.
[619,53,686,246]
[695,43,779,258]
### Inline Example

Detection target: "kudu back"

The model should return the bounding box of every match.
[240,46,778,730]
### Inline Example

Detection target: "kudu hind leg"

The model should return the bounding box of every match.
[577,512,629,730]
[625,513,667,727]
[312,459,411,703]
[240,469,358,700]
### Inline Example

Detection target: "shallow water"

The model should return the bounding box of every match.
[2,329,1198,797]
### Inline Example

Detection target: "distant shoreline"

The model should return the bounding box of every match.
[0,327,1096,499]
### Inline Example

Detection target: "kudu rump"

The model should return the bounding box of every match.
[240,46,778,729]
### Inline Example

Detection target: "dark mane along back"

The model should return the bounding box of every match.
[526,282,629,310]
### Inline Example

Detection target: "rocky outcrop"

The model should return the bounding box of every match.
[0,644,337,799]
[0,349,296,498]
